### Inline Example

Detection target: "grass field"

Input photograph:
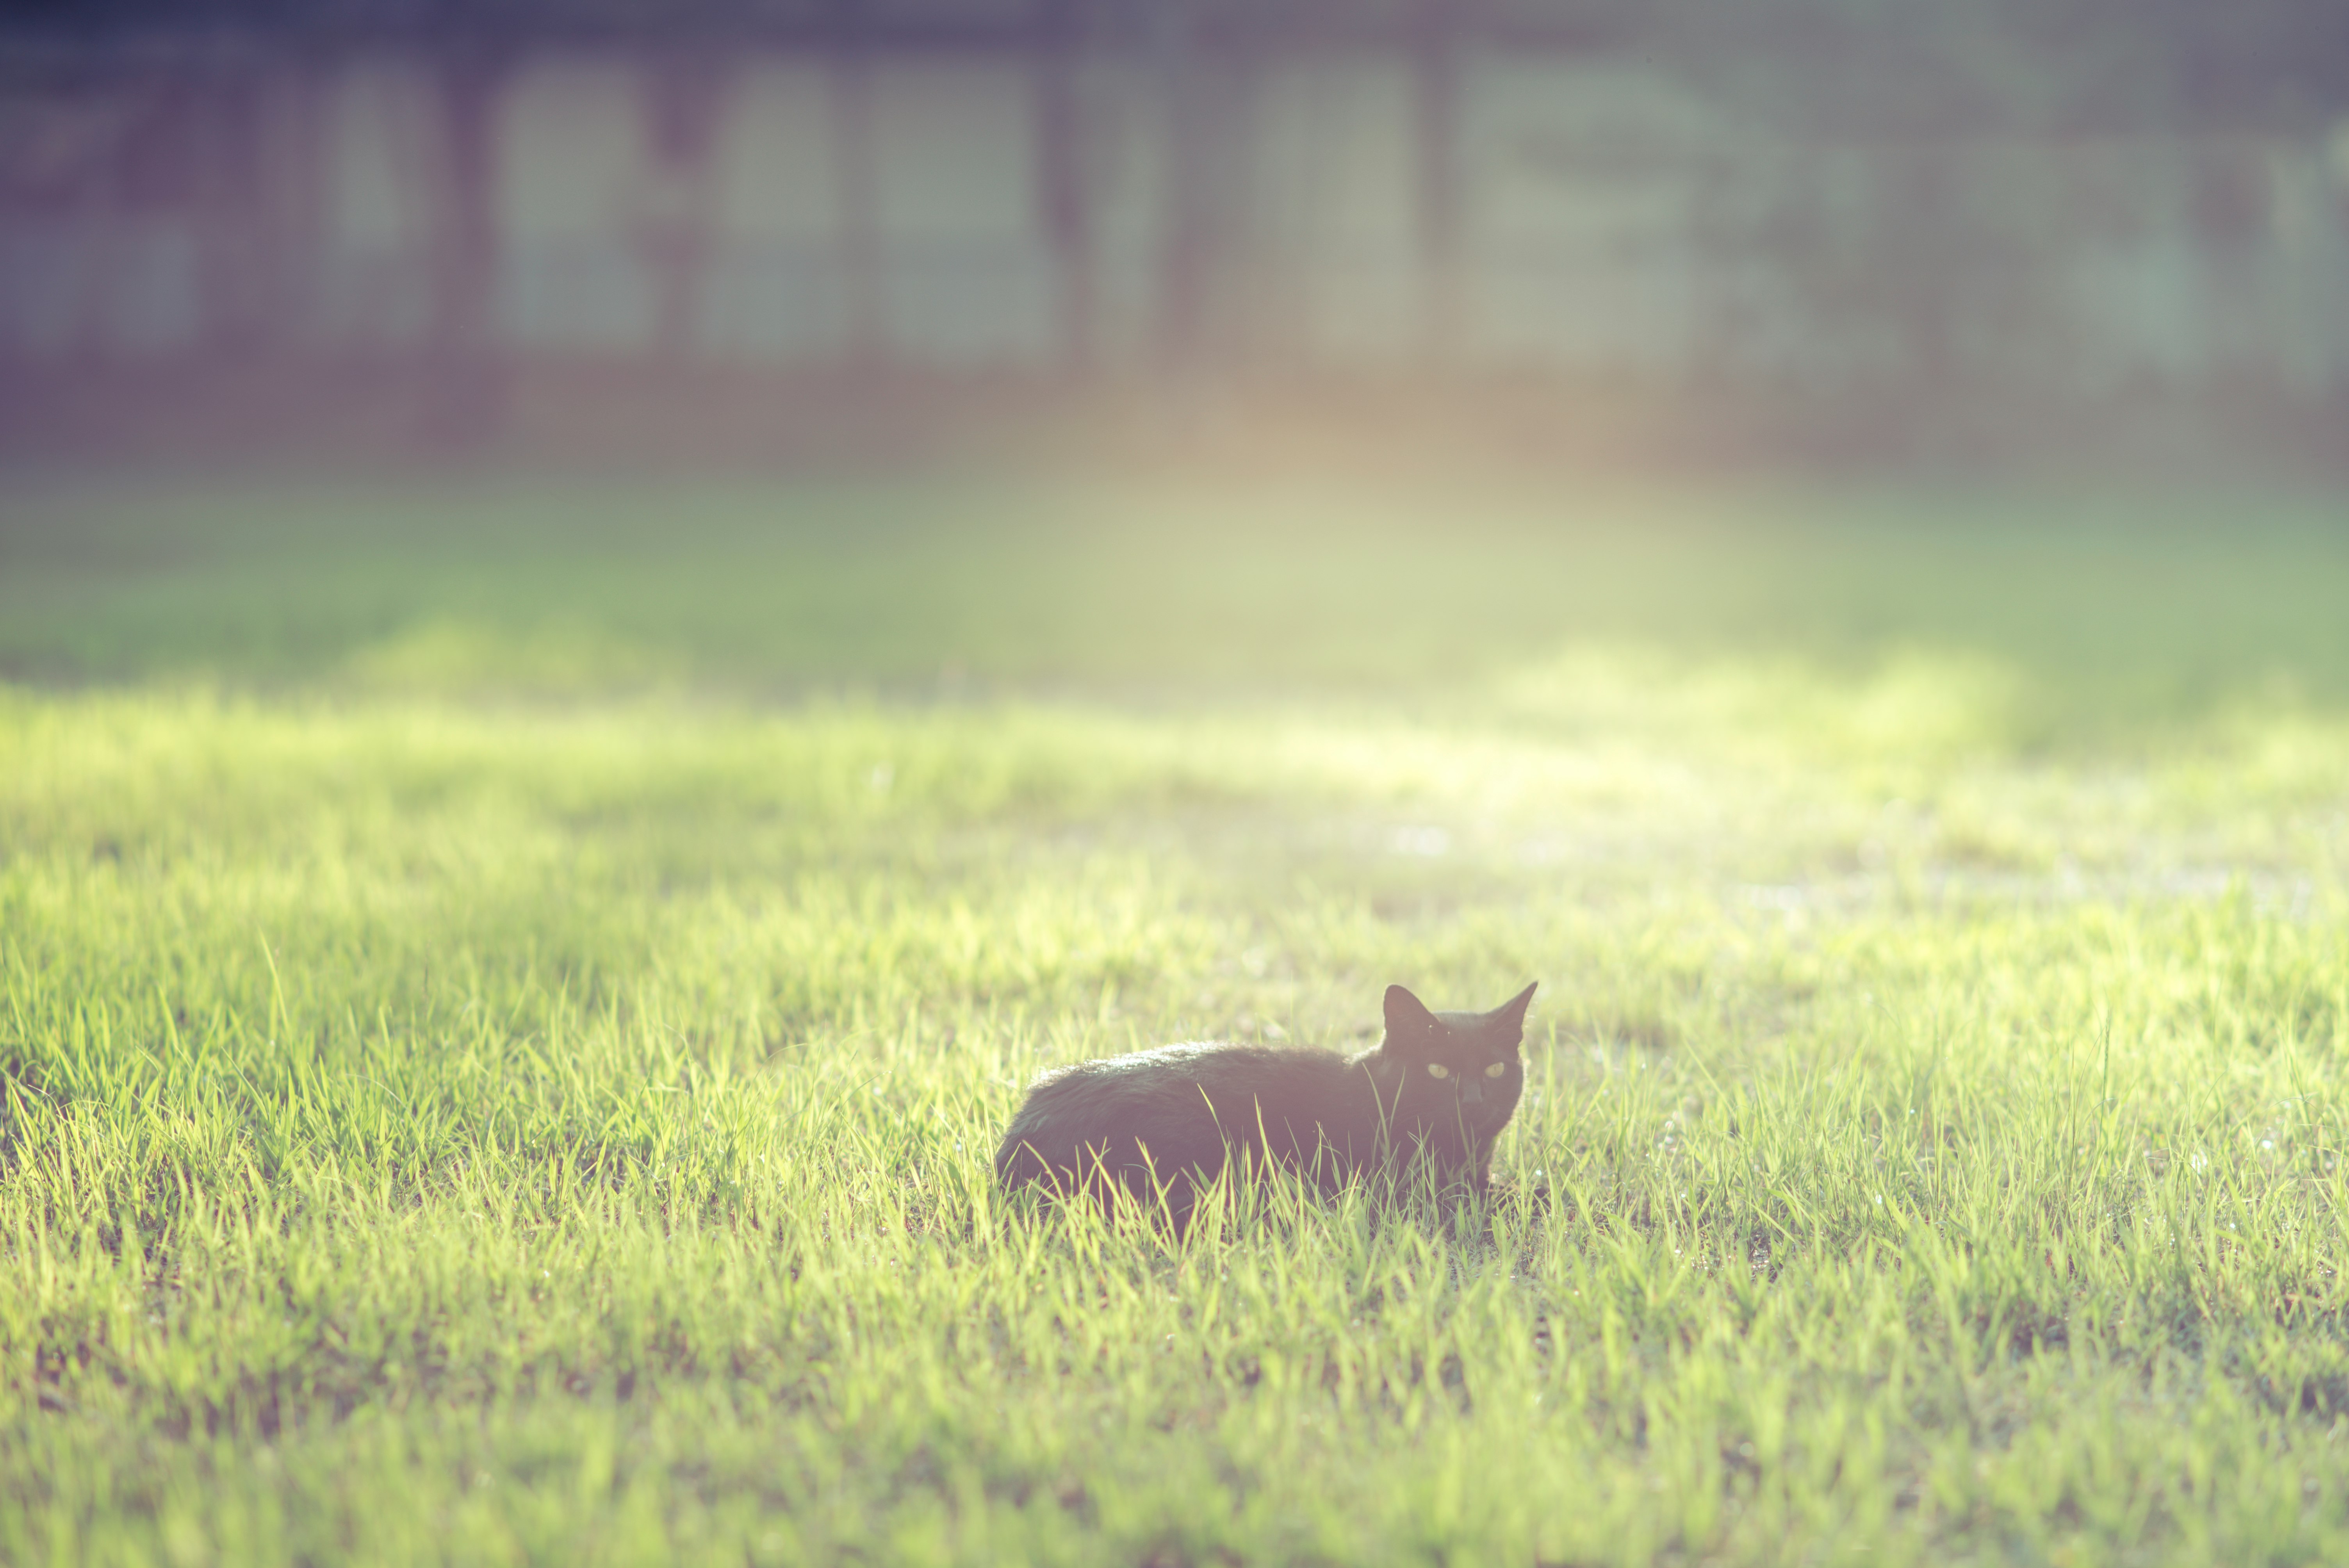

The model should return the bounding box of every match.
[6,474,2349,1566]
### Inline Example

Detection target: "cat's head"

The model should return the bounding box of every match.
[1379,981,1538,1134]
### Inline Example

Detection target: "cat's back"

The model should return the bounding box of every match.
[1008,1040,1353,1124]
[994,1040,1358,1188]
[1040,1038,1347,1085]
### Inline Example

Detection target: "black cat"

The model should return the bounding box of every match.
[994,982,1536,1220]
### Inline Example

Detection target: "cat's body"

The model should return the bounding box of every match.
[995,982,1536,1219]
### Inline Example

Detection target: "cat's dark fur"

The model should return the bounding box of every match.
[995,982,1536,1220]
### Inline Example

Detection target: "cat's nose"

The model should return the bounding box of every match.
[1460,1078,1484,1107]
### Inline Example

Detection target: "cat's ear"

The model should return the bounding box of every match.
[1383,984,1441,1043]
[1487,982,1538,1045]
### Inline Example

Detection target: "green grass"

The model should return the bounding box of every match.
[6,475,2349,1565]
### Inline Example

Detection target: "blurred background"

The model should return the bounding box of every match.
[5,0,2349,730]
[2,0,2347,470]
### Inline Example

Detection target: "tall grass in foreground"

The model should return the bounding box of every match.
[4,666,2347,1567]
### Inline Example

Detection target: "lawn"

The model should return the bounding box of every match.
[5,474,2349,1566]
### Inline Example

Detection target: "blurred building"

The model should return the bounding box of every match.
[3,0,2347,456]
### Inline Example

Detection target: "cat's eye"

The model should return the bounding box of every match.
[1425,1063,1449,1079]
[1485,1062,1506,1079]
